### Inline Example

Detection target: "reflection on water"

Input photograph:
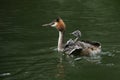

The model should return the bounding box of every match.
[56,62,65,80]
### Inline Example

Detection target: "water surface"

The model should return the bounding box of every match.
[0,0,120,80]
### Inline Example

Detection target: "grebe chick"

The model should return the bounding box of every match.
[71,30,81,42]
[71,30,81,38]
[42,17,101,56]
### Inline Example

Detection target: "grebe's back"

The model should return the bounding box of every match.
[64,30,101,56]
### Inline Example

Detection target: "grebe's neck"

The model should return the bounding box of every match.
[58,31,64,52]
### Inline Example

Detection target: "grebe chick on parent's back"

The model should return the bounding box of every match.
[42,17,101,56]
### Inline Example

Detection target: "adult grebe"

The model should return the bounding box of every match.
[42,17,101,56]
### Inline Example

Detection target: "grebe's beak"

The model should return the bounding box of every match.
[42,22,54,27]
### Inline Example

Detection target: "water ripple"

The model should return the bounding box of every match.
[0,73,11,77]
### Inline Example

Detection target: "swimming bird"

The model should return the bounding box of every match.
[42,17,101,56]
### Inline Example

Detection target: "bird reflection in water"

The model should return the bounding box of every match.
[56,62,65,79]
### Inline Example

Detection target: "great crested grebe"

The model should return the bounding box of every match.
[42,17,101,56]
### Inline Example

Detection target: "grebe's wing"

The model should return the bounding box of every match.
[64,40,83,55]
[68,45,82,56]
[64,39,75,54]
[64,39,74,48]
[64,45,82,55]
[81,40,101,47]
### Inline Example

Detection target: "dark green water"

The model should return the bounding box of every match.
[0,0,120,80]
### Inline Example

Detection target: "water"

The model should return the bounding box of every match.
[0,0,120,80]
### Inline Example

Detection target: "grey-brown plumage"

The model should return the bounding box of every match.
[64,30,101,56]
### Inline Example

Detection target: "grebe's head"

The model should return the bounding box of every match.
[71,30,81,38]
[42,17,66,31]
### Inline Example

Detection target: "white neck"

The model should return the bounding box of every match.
[58,31,64,52]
